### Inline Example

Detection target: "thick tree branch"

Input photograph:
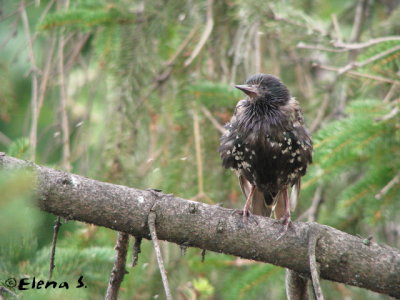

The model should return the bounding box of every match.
[1,154,400,299]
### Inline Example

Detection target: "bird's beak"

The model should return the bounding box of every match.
[235,84,259,97]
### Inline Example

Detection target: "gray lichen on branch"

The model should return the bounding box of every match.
[1,153,400,299]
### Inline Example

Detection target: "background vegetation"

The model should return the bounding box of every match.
[0,0,399,299]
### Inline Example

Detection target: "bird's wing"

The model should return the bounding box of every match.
[219,99,248,169]
[289,98,313,160]
[239,175,272,217]
[286,98,313,211]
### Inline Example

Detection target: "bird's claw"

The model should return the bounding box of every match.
[231,209,258,225]
[276,215,292,240]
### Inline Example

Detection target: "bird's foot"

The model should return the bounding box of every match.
[231,208,258,225]
[276,215,292,240]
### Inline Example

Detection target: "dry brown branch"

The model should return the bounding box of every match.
[148,211,173,300]
[2,154,400,299]
[105,232,129,300]
[184,0,214,67]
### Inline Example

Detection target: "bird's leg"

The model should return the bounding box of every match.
[242,185,256,220]
[276,188,292,240]
[281,187,291,230]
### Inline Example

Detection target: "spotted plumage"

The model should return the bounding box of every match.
[219,74,312,223]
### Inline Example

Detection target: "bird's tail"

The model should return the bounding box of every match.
[272,189,288,219]
[239,176,272,217]
[289,179,301,212]
[251,188,273,217]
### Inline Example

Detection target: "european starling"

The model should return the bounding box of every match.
[219,74,312,225]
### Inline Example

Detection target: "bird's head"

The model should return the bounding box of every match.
[235,74,290,105]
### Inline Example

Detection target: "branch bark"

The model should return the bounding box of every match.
[1,154,400,299]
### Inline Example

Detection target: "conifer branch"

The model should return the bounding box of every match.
[1,153,400,299]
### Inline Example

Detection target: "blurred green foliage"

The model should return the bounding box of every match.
[0,0,399,299]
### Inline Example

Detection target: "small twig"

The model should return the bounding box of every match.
[133,25,199,110]
[131,236,142,267]
[48,216,62,279]
[383,84,399,103]
[105,232,130,300]
[375,106,399,122]
[229,23,251,84]
[0,286,19,298]
[309,93,331,133]
[338,44,400,75]
[297,186,323,222]
[333,36,400,50]
[309,229,324,300]
[0,15,20,50]
[192,105,204,196]
[64,33,91,73]
[0,1,34,22]
[331,14,343,43]
[184,0,214,67]
[166,25,199,68]
[315,64,400,85]
[297,42,346,53]
[37,34,57,112]
[31,0,56,43]
[0,131,12,147]
[148,211,173,300]
[267,4,328,37]
[200,105,225,134]
[59,31,72,172]
[254,22,262,73]
[20,1,39,161]
[180,245,188,256]
[349,0,368,43]
[201,249,207,263]
[375,173,400,200]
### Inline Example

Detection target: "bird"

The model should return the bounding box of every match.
[219,74,312,226]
